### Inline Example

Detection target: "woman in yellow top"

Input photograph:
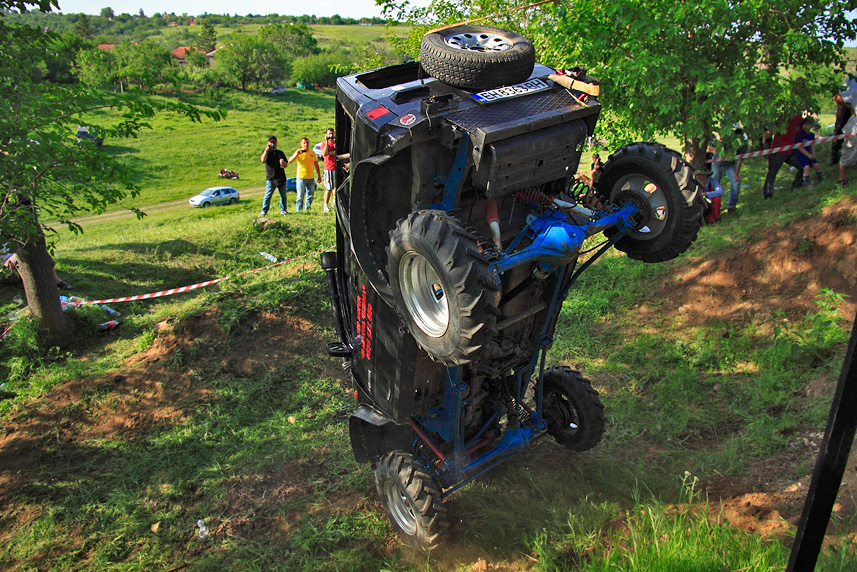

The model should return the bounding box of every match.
[288,137,322,212]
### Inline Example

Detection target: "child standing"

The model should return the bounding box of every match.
[795,117,824,185]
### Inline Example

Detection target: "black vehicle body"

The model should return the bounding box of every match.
[322,32,701,548]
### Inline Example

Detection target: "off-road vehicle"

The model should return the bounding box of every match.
[321,25,702,548]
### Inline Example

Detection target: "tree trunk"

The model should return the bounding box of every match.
[683,137,708,171]
[15,235,75,348]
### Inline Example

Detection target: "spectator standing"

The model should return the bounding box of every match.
[712,127,749,213]
[288,137,322,212]
[837,78,857,185]
[830,63,857,166]
[590,153,602,183]
[260,135,288,216]
[794,118,824,185]
[762,113,804,200]
[321,128,336,213]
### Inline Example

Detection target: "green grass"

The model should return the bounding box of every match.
[2,83,857,570]
[79,88,336,213]
[140,22,410,57]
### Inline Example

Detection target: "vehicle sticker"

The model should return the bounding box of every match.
[471,78,551,104]
[366,106,390,120]
[399,113,417,126]
[356,284,373,361]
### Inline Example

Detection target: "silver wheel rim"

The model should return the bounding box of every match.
[444,31,512,53]
[611,174,668,238]
[382,479,417,535]
[399,251,449,338]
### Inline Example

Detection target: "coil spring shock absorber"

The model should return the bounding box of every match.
[516,188,554,208]
[517,400,533,427]
[416,440,445,473]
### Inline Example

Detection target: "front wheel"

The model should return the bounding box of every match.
[595,142,702,262]
[202,202,211,208]
[539,366,605,451]
[387,210,500,366]
[375,451,448,550]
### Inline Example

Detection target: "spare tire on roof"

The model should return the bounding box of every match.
[419,25,536,91]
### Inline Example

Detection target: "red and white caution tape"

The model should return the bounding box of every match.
[1,246,333,338]
[78,247,332,306]
[716,132,853,162]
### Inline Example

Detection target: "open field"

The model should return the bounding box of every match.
[82,88,336,212]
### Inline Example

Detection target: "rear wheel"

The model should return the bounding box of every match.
[388,210,500,366]
[595,142,702,262]
[419,25,535,91]
[539,366,605,451]
[375,451,448,549]
[229,197,237,204]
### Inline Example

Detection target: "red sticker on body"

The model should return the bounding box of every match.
[400,114,417,126]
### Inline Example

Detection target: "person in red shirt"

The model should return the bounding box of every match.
[762,113,804,199]
[321,128,336,213]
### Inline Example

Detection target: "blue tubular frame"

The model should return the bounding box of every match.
[411,143,640,495]
[433,138,471,211]
[493,203,640,274]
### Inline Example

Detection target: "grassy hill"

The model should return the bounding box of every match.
[2,83,857,571]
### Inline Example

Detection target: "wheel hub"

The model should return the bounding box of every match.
[399,251,450,338]
[382,479,417,535]
[611,175,669,239]
[544,396,579,436]
[444,31,512,53]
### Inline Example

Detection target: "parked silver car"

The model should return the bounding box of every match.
[189,186,240,208]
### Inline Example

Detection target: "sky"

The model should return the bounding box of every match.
[52,0,393,19]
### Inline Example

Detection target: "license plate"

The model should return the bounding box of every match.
[471,78,550,104]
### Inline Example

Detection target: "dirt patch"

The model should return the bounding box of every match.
[644,196,857,540]
[656,198,857,329]
[0,309,334,529]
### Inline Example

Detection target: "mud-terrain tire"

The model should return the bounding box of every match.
[388,210,500,366]
[420,25,535,91]
[375,451,449,549]
[595,142,702,262]
[540,366,605,451]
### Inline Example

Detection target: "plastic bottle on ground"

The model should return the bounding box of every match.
[7,308,28,323]
[96,320,119,332]
[99,304,121,317]
[259,252,278,263]
[197,519,210,540]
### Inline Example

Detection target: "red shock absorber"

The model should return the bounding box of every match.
[515,188,553,207]
[484,199,502,251]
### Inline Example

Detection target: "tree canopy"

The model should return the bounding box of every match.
[380,0,857,164]
[196,20,217,53]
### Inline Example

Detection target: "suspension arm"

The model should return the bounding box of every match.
[493,203,640,274]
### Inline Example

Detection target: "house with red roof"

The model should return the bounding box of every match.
[170,46,205,65]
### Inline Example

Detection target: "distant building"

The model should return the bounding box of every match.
[170,46,205,65]
[205,44,229,68]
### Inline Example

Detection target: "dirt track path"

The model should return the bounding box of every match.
[51,185,268,227]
